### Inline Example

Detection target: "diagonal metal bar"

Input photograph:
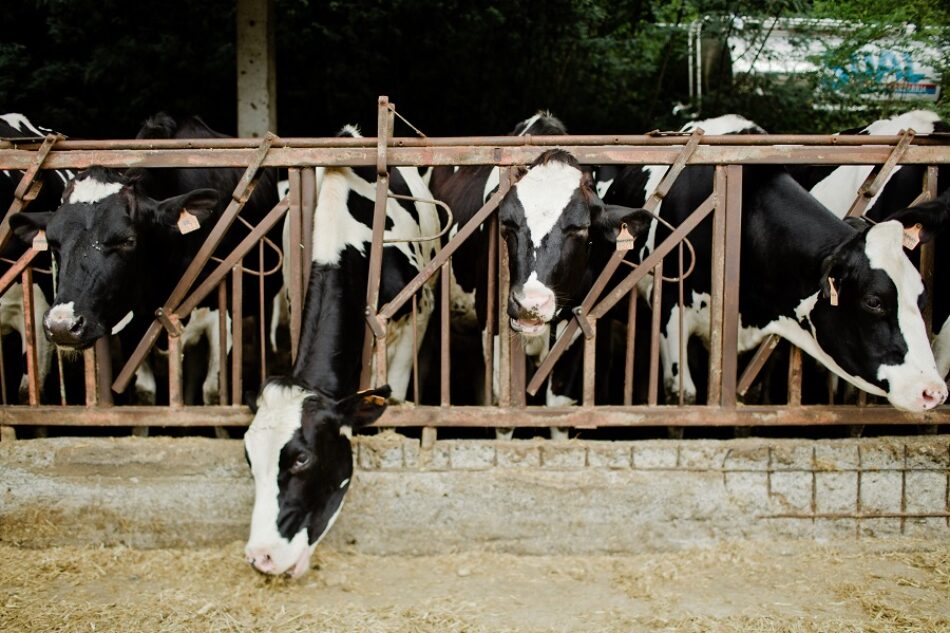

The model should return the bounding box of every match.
[846,128,915,218]
[526,193,716,396]
[0,247,40,297]
[378,173,515,320]
[642,128,703,213]
[112,133,275,393]
[0,133,62,252]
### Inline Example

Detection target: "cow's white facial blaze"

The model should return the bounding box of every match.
[864,221,947,410]
[515,161,583,250]
[66,178,123,204]
[244,383,311,577]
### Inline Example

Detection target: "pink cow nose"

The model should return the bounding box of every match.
[921,386,948,409]
[513,290,555,317]
[246,549,276,574]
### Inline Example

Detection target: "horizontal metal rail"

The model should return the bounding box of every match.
[0,145,949,171]
[0,404,947,427]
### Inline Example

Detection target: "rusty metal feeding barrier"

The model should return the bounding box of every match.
[0,97,948,439]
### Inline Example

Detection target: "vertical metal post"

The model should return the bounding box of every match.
[411,294,420,405]
[258,240,266,384]
[168,334,183,407]
[787,344,802,406]
[921,166,938,338]
[94,337,113,406]
[20,269,40,406]
[440,262,451,406]
[582,320,597,406]
[707,166,727,405]
[288,168,303,361]
[83,349,97,406]
[301,167,315,295]
[648,263,663,406]
[677,242,686,406]
[498,182,513,408]
[0,323,7,404]
[483,214,498,405]
[623,293,637,406]
[231,265,244,405]
[217,280,229,405]
[720,165,743,408]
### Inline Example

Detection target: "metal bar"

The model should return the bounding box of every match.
[0,248,40,297]
[258,239,266,384]
[4,404,950,428]
[788,344,803,406]
[582,320,597,406]
[528,194,717,397]
[921,166,938,338]
[217,281,229,405]
[2,132,945,151]
[380,175,513,320]
[111,134,273,393]
[846,129,915,218]
[83,349,97,407]
[737,334,780,397]
[5,145,949,172]
[708,167,728,406]
[0,133,61,253]
[648,263,663,406]
[301,167,315,293]
[20,268,39,405]
[168,335,183,407]
[365,96,390,320]
[623,294,637,406]
[231,265,244,406]
[412,293,420,406]
[643,128,703,212]
[498,198,512,408]
[0,318,7,404]
[678,242,685,406]
[720,165,743,408]
[440,263,450,406]
[94,336,113,406]
[483,215,497,405]
[288,168,303,361]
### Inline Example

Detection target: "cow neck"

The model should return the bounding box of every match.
[290,248,368,400]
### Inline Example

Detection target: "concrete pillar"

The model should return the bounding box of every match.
[237,0,276,137]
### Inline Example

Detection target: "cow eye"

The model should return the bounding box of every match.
[565,225,589,238]
[863,295,884,314]
[290,451,313,474]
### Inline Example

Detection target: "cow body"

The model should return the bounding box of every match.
[244,126,440,578]
[599,115,945,411]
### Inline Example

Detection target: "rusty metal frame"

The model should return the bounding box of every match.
[0,100,948,430]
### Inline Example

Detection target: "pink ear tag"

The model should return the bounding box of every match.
[177,209,201,234]
[616,223,634,252]
[32,230,48,251]
[828,277,839,307]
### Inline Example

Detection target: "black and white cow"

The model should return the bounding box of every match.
[243,125,440,578]
[0,113,73,401]
[593,114,946,411]
[10,113,280,404]
[788,110,950,379]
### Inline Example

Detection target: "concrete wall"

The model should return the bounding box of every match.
[1,435,947,553]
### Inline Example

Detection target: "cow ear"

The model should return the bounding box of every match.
[150,188,220,232]
[335,385,392,431]
[819,248,851,304]
[9,211,54,244]
[594,205,653,244]
[884,190,950,248]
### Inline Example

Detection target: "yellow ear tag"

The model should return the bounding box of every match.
[616,223,634,252]
[366,395,387,406]
[902,223,922,250]
[32,230,48,251]
[177,209,201,234]
[828,277,839,307]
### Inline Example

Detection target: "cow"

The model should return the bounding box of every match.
[788,110,950,379]
[243,125,440,578]
[584,114,947,411]
[9,113,280,404]
[0,113,72,402]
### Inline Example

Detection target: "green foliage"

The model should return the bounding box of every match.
[0,0,946,137]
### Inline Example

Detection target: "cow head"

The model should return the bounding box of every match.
[498,150,651,338]
[9,167,218,350]
[804,220,947,411]
[243,380,389,578]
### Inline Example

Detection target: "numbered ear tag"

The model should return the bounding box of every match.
[32,230,48,251]
[616,223,635,252]
[902,223,922,250]
[177,209,201,234]
[828,276,839,307]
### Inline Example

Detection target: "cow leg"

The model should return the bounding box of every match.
[386,310,428,404]
[133,361,157,405]
[269,286,289,354]
[202,308,232,406]
[659,304,697,405]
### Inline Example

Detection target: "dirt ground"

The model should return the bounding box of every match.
[1,539,948,633]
